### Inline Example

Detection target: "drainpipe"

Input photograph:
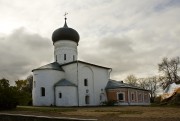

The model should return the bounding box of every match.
[54,86,56,106]
[77,61,79,106]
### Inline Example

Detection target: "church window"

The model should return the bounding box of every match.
[85,95,90,104]
[117,92,124,101]
[84,79,88,86]
[59,93,62,98]
[64,54,66,60]
[41,87,45,96]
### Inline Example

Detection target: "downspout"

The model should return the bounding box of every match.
[106,68,112,102]
[77,60,79,106]
[54,86,56,106]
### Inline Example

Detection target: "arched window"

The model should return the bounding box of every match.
[85,95,90,104]
[59,92,62,98]
[131,92,135,101]
[84,79,88,86]
[41,87,45,96]
[64,54,66,60]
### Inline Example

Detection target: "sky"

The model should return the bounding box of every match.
[0,0,180,85]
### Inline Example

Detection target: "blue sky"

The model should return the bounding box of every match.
[0,0,179,84]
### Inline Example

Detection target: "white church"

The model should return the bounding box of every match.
[32,17,150,106]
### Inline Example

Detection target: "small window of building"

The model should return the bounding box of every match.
[85,95,90,104]
[118,93,124,101]
[138,93,142,101]
[41,87,45,96]
[59,93,62,98]
[64,54,66,60]
[131,92,135,101]
[84,79,88,86]
[144,93,148,102]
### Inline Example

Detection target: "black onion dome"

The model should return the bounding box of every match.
[52,18,80,44]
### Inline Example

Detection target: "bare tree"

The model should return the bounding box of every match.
[158,57,180,89]
[125,74,138,86]
[138,76,159,102]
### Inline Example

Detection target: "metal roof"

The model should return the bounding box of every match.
[32,62,64,72]
[61,60,111,70]
[52,19,80,44]
[54,79,76,87]
[106,80,149,91]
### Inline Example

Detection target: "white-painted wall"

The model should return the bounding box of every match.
[32,70,65,106]
[55,86,78,106]
[54,40,77,64]
[62,63,78,85]
[61,62,110,106]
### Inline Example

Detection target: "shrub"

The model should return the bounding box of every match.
[101,100,117,106]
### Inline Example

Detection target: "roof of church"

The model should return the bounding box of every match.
[52,18,80,44]
[61,60,111,69]
[32,62,64,72]
[54,79,76,87]
[106,80,149,91]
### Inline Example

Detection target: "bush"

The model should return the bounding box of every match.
[101,100,117,106]
[0,78,18,110]
[0,87,18,110]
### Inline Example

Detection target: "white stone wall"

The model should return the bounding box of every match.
[78,66,94,106]
[55,86,78,106]
[62,62,110,106]
[54,40,77,64]
[32,70,65,106]
[92,67,109,105]
[62,63,78,85]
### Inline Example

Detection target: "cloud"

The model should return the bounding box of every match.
[0,27,53,83]
[0,0,180,83]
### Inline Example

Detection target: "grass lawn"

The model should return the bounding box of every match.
[1,105,180,121]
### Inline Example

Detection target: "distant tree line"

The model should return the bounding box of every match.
[0,75,33,110]
[125,56,180,103]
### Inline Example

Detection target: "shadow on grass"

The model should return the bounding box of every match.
[13,106,77,112]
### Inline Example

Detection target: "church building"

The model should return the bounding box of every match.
[32,17,150,106]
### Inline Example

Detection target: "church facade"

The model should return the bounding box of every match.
[32,18,150,106]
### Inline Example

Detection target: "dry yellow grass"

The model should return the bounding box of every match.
[1,106,180,121]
